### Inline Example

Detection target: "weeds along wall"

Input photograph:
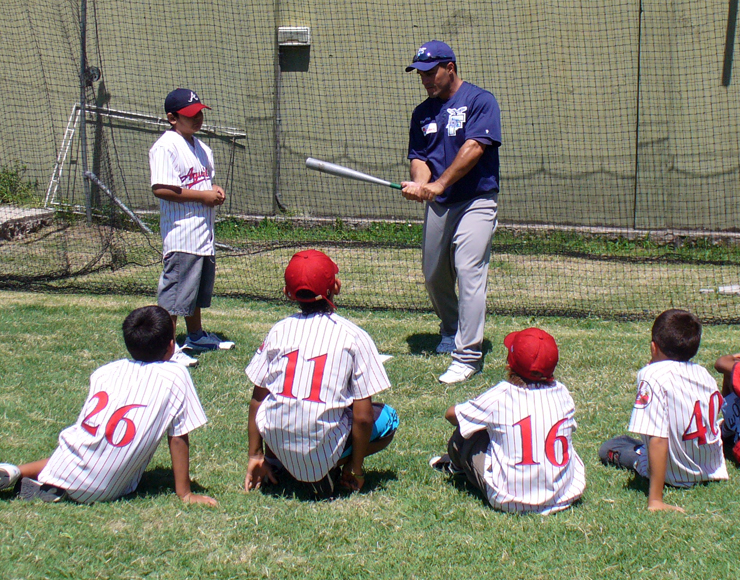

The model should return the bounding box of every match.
[1,0,740,320]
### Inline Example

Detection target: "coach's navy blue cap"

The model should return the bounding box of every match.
[405,40,456,72]
[164,88,211,117]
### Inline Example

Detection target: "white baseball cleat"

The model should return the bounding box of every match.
[438,361,481,384]
[171,346,199,368]
[0,463,21,491]
[435,335,456,354]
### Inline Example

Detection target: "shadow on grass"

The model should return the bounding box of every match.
[128,466,213,500]
[447,474,586,512]
[258,469,398,502]
[625,472,650,497]
[406,333,493,357]
[446,474,489,507]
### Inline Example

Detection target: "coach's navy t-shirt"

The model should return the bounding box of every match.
[408,81,501,205]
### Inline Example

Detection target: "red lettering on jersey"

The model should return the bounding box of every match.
[105,404,146,447]
[304,354,328,403]
[81,392,109,436]
[180,167,210,188]
[514,416,539,465]
[81,391,146,447]
[683,393,723,444]
[544,418,570,467]
[279,350,300,399]
[278,349,328,403]
[515,415,571,467]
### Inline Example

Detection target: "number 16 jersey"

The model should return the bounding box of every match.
[455,380,586,514]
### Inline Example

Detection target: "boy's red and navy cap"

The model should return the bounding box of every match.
[504,327,559,382]
[164,88,211,117]
[284,250,339,309]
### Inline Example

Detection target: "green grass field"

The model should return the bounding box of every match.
[1,291,739,579]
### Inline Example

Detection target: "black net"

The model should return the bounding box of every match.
[1,0,740,320]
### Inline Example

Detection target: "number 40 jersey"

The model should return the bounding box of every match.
[628,359,728,487]
[38,359,207,504]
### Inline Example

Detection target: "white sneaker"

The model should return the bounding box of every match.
[0,463,21,491]
[171,346,199,368]
[439,361,481,384]
[435,335,456,354]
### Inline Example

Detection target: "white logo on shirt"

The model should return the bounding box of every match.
[422,122,438,136]
[446,106,468,136]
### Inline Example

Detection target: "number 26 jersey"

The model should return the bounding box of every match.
[39,359,207,503]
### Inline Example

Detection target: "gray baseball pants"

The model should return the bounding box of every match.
[422,193,498,365]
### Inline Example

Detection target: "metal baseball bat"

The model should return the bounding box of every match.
[305,157,402,190]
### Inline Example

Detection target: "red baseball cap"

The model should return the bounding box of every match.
[284,250,339,309]
[503,328,559,382]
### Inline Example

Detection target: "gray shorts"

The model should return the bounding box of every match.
[447,426,490,494]
[158,252,216,317]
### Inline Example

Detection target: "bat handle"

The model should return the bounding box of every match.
[390,183,402,190]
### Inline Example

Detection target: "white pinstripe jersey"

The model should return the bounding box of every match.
[149,130,216,256]
[455,379,586,514]
[38,359,208,504]
[246,311,392,482]
[628,360,728,486]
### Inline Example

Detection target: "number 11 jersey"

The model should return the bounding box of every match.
[246,311,391,482]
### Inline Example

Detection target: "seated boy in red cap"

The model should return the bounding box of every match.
[430,328,586,514]
[244,250,398,498]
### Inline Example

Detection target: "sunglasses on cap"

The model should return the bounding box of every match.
[412,51,455,63]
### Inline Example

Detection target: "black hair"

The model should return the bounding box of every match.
[122,305,174,362]
[651,309,702,361]
[295,290,335,314]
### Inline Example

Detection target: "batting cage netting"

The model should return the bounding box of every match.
[1,0,740,320]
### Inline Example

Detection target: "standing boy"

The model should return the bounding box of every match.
[600,309,727,512]
[0,306,217,505]
[149,88,234,367]
[244,250,398,497]
[430,328,586,514]
[401,40,501,384]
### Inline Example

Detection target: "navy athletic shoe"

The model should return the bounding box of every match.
[19,478,67,502]
[183,331,235,352]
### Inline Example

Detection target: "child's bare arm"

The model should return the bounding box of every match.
[444,405,459,426]
[245,386,277,491]
[341,397,374,491]
[152,184,225,207]
[646,436,684,513]
[168,434,218,506]
[715,354,740,396]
